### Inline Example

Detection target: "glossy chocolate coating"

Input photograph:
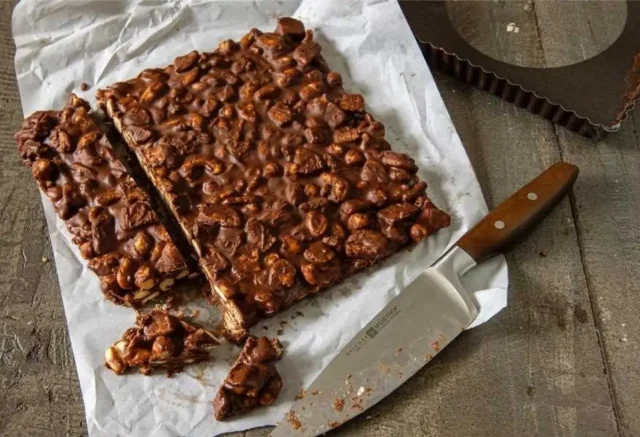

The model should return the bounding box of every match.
[15,94,192,306]
[97,18,450,334]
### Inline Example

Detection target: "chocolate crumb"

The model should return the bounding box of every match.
[333,398,345,412]
[80,82,90,91]
[287,412,302,430]
[432,340,441,352]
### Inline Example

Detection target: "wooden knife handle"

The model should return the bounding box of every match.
[457,162,579,263]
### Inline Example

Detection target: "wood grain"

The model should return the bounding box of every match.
[531,3,640,435]
[447,0,626,68]
[555,113,640,437]
[1,1,638,437]
[0,2,86,436]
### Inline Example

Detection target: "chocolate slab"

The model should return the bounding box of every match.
[15,94,195,306]
[400,0,640,138]
[97,18,450,339]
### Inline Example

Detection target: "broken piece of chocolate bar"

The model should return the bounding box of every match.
[105,309,221,375]
[15,94,196,306]
[213,336,283,420]
[97,17,450,338]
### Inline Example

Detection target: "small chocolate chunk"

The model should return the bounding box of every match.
[31,158,57,181]
[90,207,117,255]
[245,218,276,252]
[304,210,328,237]
[339,94,365,112]
[304,241,335,264]
[143,309,178,338]
[276,17,306,39]
[345,230,389,261]
[120,201,157,231]
[268,259,296,288]
[293,38,321,66]
[215,227,244,257]
[213,336,283,421]
[155,242,186,274]
[301,258,341,287]
[417,204,452,233]
[294,148,325,175]
[50,128,74,153]
[197,204,242,228]
[202,246,230,273]
[105,309,221,376]
[380,151,418,172]
[256,33,291,58]
[361,159,389,184]
[327,71,342,87]
[377,203,420,225]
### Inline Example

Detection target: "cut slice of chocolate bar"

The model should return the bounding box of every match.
[97,17,450,339]
[15,94,196,306]
[213,336,283,420]
[105,309,221,375]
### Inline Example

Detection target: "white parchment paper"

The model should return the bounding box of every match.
[12,1,509,435]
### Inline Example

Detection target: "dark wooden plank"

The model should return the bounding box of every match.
[532,2,639,435]
[555,115,640,437]
[0,2,86,436]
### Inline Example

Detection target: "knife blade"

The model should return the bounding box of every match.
[270,162,579,436]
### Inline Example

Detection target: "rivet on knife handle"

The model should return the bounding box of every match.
[456,162,579,263]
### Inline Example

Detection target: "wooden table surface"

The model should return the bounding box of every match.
[1,1,638,436]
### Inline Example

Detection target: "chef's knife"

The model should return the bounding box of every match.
[269,162,579,436]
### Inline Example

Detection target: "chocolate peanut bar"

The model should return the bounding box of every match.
[15,94,195,306]
[105,309,221,375]
[213,336,283,420]
[97,17,450,338]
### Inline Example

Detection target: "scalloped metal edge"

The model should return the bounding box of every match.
[418,39,639,139]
